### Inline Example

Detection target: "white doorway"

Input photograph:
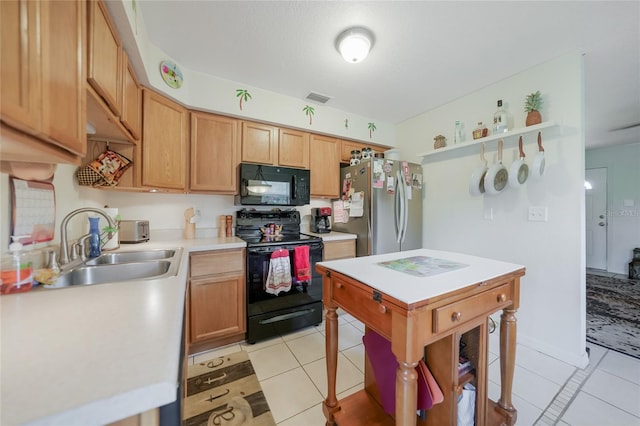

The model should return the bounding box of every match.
[585,168,608,270]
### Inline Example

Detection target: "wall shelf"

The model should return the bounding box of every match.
[417,121,557,159]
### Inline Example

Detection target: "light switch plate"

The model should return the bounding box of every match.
[528,206,548,222]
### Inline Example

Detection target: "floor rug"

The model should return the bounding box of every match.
[183,351,276,426]
[586,273,640,359]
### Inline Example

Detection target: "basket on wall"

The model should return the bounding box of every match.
[76,150,132,187]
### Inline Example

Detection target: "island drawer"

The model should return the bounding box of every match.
[190,249,244,277]
[432,283,512,334]
[332,277,391,336]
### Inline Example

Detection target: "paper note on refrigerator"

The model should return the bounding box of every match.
[332,200,348,223]
[349,191,364,217]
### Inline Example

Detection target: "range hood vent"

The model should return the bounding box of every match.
[305,92,331,104]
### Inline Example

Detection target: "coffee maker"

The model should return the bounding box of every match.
[311,207,332,233]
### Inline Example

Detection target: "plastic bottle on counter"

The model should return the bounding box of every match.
[1,236,33,294]
[88,216,101,258]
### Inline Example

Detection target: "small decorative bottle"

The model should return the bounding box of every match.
[493,100,508,134]
[473,122,488,139]
[88,216,101,258]
[454,120,464,144]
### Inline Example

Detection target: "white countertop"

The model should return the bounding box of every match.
[0,236,246,425]
[302,230,357,241]
[317,248,525,305]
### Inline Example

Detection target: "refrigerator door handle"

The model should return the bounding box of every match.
[401,176,408,244]
[395,170,405,244]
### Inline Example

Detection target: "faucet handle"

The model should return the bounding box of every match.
[44,250,60,272]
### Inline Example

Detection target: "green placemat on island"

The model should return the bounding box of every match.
[183,351,276,426]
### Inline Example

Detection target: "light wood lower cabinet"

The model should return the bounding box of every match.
[323,239,356,261]
[188,249,246,354]
[105,408,158,426]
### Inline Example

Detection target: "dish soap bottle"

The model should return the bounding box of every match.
[88,216,101,258]
[493,100,508,134]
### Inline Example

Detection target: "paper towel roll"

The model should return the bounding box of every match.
[102,208,119,250]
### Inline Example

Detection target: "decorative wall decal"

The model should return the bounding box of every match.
[303,105,315,125]
[344,119,349,130]
[368,122,377,138]
[236,89,252,111]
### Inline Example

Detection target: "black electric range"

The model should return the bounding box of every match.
[235,208,324,343]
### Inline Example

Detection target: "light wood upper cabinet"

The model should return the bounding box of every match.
[120,55,141,140]
[190,112,240,193]
[1,0,41,135]
[278,128,310,169]
[0,0,87,163]
[241,121,277,165]
[340,139,391,163]
[142,90,188,190]
[87,0,122,117]
[310,134,340,198]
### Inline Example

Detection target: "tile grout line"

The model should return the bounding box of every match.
[533,349,606,425]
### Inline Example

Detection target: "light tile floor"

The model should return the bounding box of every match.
[190,309,640,425]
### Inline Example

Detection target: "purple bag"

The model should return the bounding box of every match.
[362,329,433,415]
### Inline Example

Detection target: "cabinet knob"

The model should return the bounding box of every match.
[451,311,462,322]
[379,304,387,314]
[336,282,344,289]
[497,293,507,303]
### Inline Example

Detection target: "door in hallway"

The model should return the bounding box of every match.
[585,167,607,270]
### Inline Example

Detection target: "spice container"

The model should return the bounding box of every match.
[472,122,488,139]
[350,150,361,165]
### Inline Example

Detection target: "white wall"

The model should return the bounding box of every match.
[396,53,588,367]
[586,143,640,274]
[106,0,396,147]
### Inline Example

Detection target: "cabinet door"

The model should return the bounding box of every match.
[142,90,188,190]
[87,0,122,117]
[310,134,340,198]
[0,0,41,134]
[324,240,356,260]
[241,121,277,165]
[40,0,86,156]
[340,140,367,163]
[190,112,240,193]
[120,55,141,140]
[278,128,309,169]
[190,273,246,343]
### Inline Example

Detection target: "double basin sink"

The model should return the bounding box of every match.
[52,248,183,288]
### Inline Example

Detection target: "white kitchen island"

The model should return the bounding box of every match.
[0,236,245,425]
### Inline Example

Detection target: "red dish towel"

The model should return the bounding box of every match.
[362,329,436,415]
[293,245,311,281]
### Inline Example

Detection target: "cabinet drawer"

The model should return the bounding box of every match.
[332,277,391,336]
[324,240,356,261]
[433,284,512,334]
[190,249,244,277]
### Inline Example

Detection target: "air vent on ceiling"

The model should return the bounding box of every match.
[305,92,331,104]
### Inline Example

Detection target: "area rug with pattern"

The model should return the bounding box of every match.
[183,351,276,426]
[586,273,640,359]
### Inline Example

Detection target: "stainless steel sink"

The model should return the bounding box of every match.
[84,249,176,265]
[48,247,183,288]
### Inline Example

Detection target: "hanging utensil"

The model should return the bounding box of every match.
[531,131,546,179]
[469,143,488,196]
[484,139,508,195]
[508,136,529,188]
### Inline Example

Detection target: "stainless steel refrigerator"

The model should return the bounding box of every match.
[332,158,423,257]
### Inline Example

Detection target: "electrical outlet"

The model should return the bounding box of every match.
[528,206,548,222]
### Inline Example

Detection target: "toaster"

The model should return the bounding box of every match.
[119,220,150,243]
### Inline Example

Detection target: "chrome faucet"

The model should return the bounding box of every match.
[59,208,116,266]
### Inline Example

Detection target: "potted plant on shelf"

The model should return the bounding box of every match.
[525,91,543,126]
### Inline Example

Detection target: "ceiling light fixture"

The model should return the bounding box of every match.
[336,27,374,64]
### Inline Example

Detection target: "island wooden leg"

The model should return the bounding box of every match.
[323,306,339,426]
[396,359,419,426]
[496,307,518,425]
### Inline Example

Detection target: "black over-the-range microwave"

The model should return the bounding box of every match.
[235,163,310,206]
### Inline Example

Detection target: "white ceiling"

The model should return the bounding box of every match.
[133,1,640,149]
